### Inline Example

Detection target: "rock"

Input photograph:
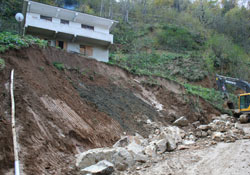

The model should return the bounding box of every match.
[173,116,189,127]
[198,125,211,131]
[166,109,178,122]
[127,141,144,155]
[112,148,134,171]
[201,131,208,137]
[166,136,177,151]
[212,132,224,141]
[113,136,129,148]
[239,115,248,123]
[76,147,135,171]
[194,130,202,138]
[133,153,148,163]
[177,145,189,150]
[192,121,200,128]
[155,139,167,154]
[76,148,116,169]
[81,160,114,175]
[144,143,156,157]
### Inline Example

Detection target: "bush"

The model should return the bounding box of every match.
[0,58,5,70]
[0,32,47,53]
[53,62,65,70]
[157,24,203,51]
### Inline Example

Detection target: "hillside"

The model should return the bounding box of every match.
[0,45,222,174]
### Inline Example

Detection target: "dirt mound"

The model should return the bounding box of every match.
[0,46,220,174]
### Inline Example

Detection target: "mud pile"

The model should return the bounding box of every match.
[0,46,220,174]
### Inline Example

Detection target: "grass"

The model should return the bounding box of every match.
[0,32,47,53]
[184,83,237,113]
[53,62,65,70]
[0,58,5,70]
[109,51,208,82]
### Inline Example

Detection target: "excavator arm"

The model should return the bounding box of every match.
[216,74,250,95]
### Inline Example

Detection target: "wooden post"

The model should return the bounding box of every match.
[10,69,20,175]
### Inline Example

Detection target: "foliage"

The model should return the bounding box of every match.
[157,24,203,51]
[0,58,5,70]
[53,62,65,70]
[184,83,237,113]
[0,32,47,53]
[110,51,208,81]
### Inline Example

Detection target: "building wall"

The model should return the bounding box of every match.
[25,12,113,43]
[93,46,109,62]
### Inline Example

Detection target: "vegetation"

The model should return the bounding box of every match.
[0,58,5,70]
[53,62,65,70]
[0,32,47,53]
[184,83,237,113]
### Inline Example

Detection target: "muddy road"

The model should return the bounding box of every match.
[129,124,250,175]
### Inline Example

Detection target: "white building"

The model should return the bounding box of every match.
[22,0,117,62]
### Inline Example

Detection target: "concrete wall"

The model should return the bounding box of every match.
[92,46,109,62]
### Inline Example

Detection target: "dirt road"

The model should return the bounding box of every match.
[132,124,250,175]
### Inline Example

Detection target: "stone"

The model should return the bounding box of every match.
[239,115,248,123]
[155,139,167,154]
[133,153,148,163]
[173,116,189,127]
[127,141,144,155]
[212,132,224,142]
[192,121,200,128]
[113,136,129,148]
[112,148,135,170]
[198,125,211,131]
[76,148,116,169]
[80,160,114,175]
[201,131,208,137]
[177,145,189,150]
[144,143,156,157]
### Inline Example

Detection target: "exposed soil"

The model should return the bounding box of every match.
[0,46,220,174]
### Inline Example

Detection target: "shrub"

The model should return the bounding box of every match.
[0,32,47,53]
[53,62,65,70]
[157,24,203,51]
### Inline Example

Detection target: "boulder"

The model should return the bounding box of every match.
[112,148,134,171]
[80,160,114,175]
[173,116,189,127]
[76,147,135,171]
[239,115,248,123]
[127,141,144,155]
[76,148,116,169]
[155,139,167,154]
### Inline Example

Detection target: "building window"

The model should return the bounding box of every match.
[80,45,93,56]
[61,19,69,24]
[56,41,67,50]
[40,15,52,21]
[81,24,94,30]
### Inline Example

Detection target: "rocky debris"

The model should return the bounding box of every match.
[193,114,245,143]
[173,116,189,127]
[81,160,114,175]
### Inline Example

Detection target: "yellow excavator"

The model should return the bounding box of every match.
[216,74,250,122]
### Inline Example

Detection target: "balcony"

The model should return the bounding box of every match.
[24,14,113,46]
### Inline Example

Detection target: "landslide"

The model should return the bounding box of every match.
[0,46,220,174]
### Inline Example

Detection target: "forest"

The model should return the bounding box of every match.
[0,0,250,82]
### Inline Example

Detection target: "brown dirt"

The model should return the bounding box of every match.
[0,46,220,174]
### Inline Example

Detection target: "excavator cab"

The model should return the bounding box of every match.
[239,93,250,113]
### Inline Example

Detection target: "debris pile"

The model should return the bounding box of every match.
[193,114,247,143]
